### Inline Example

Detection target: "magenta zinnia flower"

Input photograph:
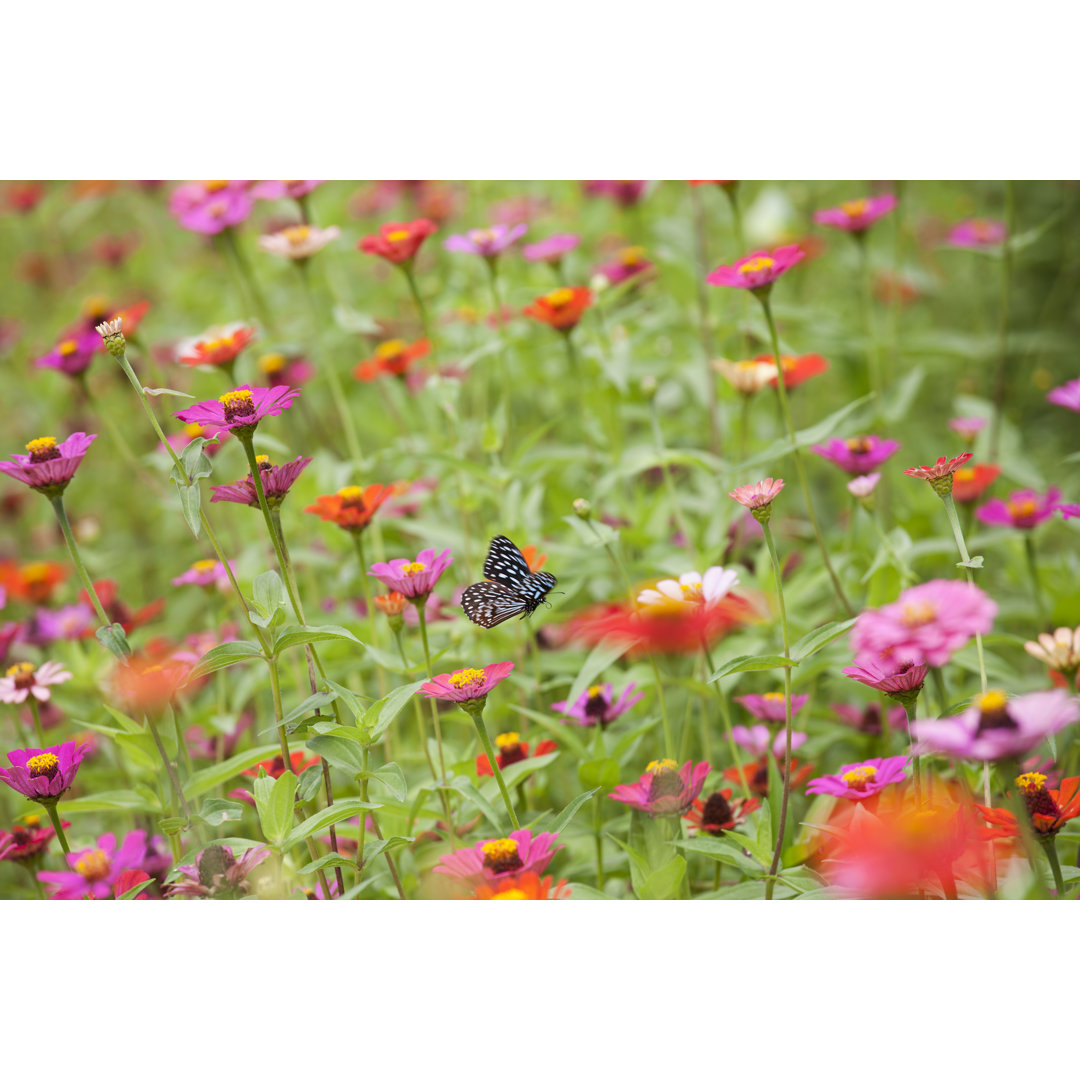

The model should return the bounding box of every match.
[844,655,928,698]
[251,180,324,200]
[551,682,644,727]
[849,580,997,668]
[733,723,807,758]
[432,828,560,881]
[444,224,528,258]
[0,659,72,704]
[174,384,301,435]
[1047,378,1080,413]
[210,455,312,509]
[946,219,1007,249]
[806,756,907,801]
[167,843,270,899]
[368,548,452,601]
[976,487,1062,530]
[814,194,897,233]
[811,435,900,476]
[171,559,234,588]
[35,329,101,377]
[0,433,97,496]
[735,692,809,723]
[419,661,514,703]
[609,759,710,817]
[523,233,580,264]
[38,829,150,900]
[169,181,254,235]
[706,245,804,293]
[0,740,90,802]
[909,689,1079,762]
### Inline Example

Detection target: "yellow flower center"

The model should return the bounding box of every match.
[545,287,574,309]
[842,765,878,791]
[254,454,270,465]
[7,661,35,682]
[219,389,253,407]
[337,485,365,501]
[184,423,206,438]
[469,228,496,245]
[495,732,521,750]
[282,225,311,243]
[23,814,40,827]
[976,689,1009,712]
[75,849,111,882]
[23,562,52,583]
[620,245,646,266]
[448,668,486,689]
[955,467,975,483]
[1016,772,1047,794]
[1010,498,1038,519]
[82,295,111,319]
[846,437,873,453]
[386,229,410,242]
[491,888,528,900]
[680,582,703,599]
[205,180,229,192]
[763,692,785,702]
[481,838,519,860]
[26,752,58,777]
[900,601,936,627]
[25,436,57,454]
[375,339,407,360]
[587,685,603,697]
[842,199,869,218]
[258,352,287,373]
[401,561,426,576]
[191,559,218,574]
[738,256,774,275]
[219,389,256,422]
[647,758,678,775]
[59,339,79,356]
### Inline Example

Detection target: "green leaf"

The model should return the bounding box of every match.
[188,639,265,681]
[115,876,156,900]
[674,836,764,875]
[282,690,338,735]
[448,775,504,831]
[358,680,427,744]
[296,852,357,876]
[737,394,873,472]
[144,386,195,399]
[61,789,156,815]
[366,762,408,802]
[273,624,364,655]
[957,556,984,570]
[565,634,636,707]
[96,622,130,659]
[250,570,286,627]
[548,788,600,834]
[790,618,857,662]
[882,365,925,424]
[283,797,381,850]
[176,482,202,537]
[193,798,244,827]
[561,513,618,548]
[360,835,414,864]
[607,833,652,896]
[255,770,297,847]
[506,704,589,757]
[563,882,611,900]
[578,758,619,790]
[637,855,686,900]
[307,732,365,774]
[707,653,797,683]
[183,743,282,798]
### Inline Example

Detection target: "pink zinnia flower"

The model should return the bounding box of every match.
[732,723,807,758]
[849,580,997,668]
[1059,504,1080,521]
[1047,378,1080,413]
[594,246,654,287]
[258,224,340,260]
[551,682,644,727]
[30,605,95,643]
[735,692,810,724]
[844,655,928,698]
[946,219,1007,249]
[369,547,453,601]
[522,233,580,264]
[830,703,908,736]
[167,843,271,899]
[706,245,805,293]
[609,759,711,817]
[251,180,324,200]
[811,435,900,476]
[171,559,234,589]
[0,433,97,496]
[903,452,973,486]
[0,659,72,704]
[806,756,908,801]
[910,689,1079,762]
[729,477,785,510]
[814,194,897,233]
[39,830,150,900]
[432,828,560,881]
[169,181,254,235]
[35,329,101,377]
[847,473,881,499]
[0,740,90,802]
[210,455,312,509]
[948,416,987,442]
[976,487,1062,530]
[174,384,301,435]
[418,661,514,703]
[444,224,527,258]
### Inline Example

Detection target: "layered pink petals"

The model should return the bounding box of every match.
[814,194,897,232]
[706,245,804,291]
[419,661,514,703]
[368,548,452,599]
[0,433,97,493]
[806,756,908,800]
[0,740,90,801]
[609,760,710,817]
[976,487,1062,529]
[432,828,559,881]
[174,384,301,434]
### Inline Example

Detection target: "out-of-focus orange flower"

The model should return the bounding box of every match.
[976,774,1080,838]
[109,645,194,716]
[519,545,547,573]
[353,338,430,381]
[952,464,1001,504]
[523,287,593,332]
[753,352,829,389]
[304,484,395,533]
[373,592,408,616]
[472,872,571,900]
[0,560,67,604]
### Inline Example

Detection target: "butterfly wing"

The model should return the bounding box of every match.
[482,535,531,589]
[461,581,528,629]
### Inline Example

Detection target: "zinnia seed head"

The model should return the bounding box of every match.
[481,838,523,873]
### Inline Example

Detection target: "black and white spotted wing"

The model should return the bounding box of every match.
[461,535,557,628]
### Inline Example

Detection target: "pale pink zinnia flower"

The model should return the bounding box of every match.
[729,477,785,510]
[637,566,740,610]
[0,660,72,704]
[522,233,580,264]
[732,723,807,758]
[258,224,340,260]
[946,219,1007,249]
[948,417,987,442]
[847,473,881,499]
[368,548,453,601]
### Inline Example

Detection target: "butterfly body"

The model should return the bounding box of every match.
[461,536,557,629]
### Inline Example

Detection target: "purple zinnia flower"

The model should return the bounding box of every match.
[35,329,101,377]
[551,682,644,727]
[0,433,97,497]
[169,181,254,235]
[909,689,1079,762]
[168,843,271,899]
[814,194,897,233]
[806,756,908,801]
[732,723,807,758]
[735,692,810,723]
[0,740,90,802]
[976,487,1062,530]
[368,548,452,601]
[444,224,528,259]
[609,759,710,817]
[946,219,1007,249]
[810,435,900,476]
[38,830,149,899]
[174,384,301,435]
[522,233,580,264]
[432,828,559,881]
[210,455,312,509]
[171,559,234,588]
[1047,377,1080,413]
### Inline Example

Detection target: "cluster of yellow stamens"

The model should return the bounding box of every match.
[763,692,785,703]
[545,287,574,308]
[481,838,524,873]
[22,563,52,584]
[375,339,407,360]
[191,559,218,574]
[491,888,529,900]
[281,225,311,244]
[75,848,111,882]
[647,758,678,775]
[401,561,426,576]
[25,436,60,463]
[7,661,36,687]
[842,765,878,791]
[846,437,873,453]
[976,689,1009,712]
[184,423,207,438]
[1009,497,1039,521]
[620,246,646,266]
[587,685,603,698]
[1016,772,1047,794]
[58,339,79,357]
[337,486,366,506]
[448,668,486,689]
[219,389,255,420]
[738,256,774,275]
[26,752,59,778]
[495,732,521,750]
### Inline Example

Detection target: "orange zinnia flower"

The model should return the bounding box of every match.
[472,871,571,900]
[0,560,68,604]
[304,484,395,532]
[756,352,829,389]
[523,286,593,332]
[951,463,1001,504]
[353,338,431,382]
[976,774,1080,838]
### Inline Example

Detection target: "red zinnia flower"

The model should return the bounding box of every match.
[242,751,320,779]
[523,287,593,332]
[357,219,437,265]
[79,579,165,635]
[724,757,813,798]
[754,352,829,389]
[683,788,760,834]
[475,731,558,776]
[951,463,1001,503]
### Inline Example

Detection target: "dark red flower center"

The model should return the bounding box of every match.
[25,437,61,463]
[198,844,237,888]
[219,390,256,422]
[975,691,1017,734]
[481,839,523,874]
[700,792,734,831]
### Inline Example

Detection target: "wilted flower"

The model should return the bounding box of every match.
[476,731,557,776]
[811,435,900,476]
[0,433,97,497]
[175,323,256,369]
[170,559,233,589]
[358,219,437,265]
[472,872,571,900]
[706,245,805,293]
[419,661,514,704]
[38,830,150,899]
[523,234,580,264]
[168,843,270,899]
[1047,377,1080,413]
[0,741,89,802]
[951,463,1001,503]
[683,788,759,835]
[258,224,340,260]
[946,219,1007,249]
[444,223,527,259]
[806,756,908,801]
[734,692,809,724]
[637,566,740,610]
[35,330,101,377]
[909,689,1079,762]
[523,286,593,332]
[210,455,312,509]
[0,659,71,704]
[1024,627,1080,676]
[551,682,644,727]
[175,385,301,435]
[814,194,897,233]
[976,487,1062,530]
[609,759,710,817]
[305,484,394,532]
[976,773,1080,838]
[369,548,452,601]
[353,338,431,382]
[433,829,560,880]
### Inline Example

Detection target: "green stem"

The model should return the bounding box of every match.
[648,398,695,557]
[27,697,46,745]
[43,800,70,854]
[1024,535,1048,629]
[146,713,190,821]
[1043,836,1066,898]
[702,642,752,799]
[939,491,988,692]
[689,184,720,455]
[761,518,793,901]
[401,264,434,362]
[471,709,521,830]
[989,180,1015,462]
[857,237,885,416]
[758,297,853,617]
[223,226,275,331]
[563,330,580,377]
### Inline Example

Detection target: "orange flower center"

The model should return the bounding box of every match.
[184,423,207,438]
[26,752,58,778]
[846,437,873,453]
[842,199,869,218]
[738,256,774,275]
[1009,497,1038,520]
[469,228,496,246]
[545,287,574,309]
[620,246,646,266]
[59,339,79,357]
[22,563,52,584]
[900,601,936,627]
[205,180,229,193]
[763,692,785,702]
[75,849,111,882]
[587,685,603,698]
[448,668,486,689]
[842,765,878,791]
[955,468,975,483]
[491,888,529,900]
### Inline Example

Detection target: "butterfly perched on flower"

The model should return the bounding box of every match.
[461,536,557,629]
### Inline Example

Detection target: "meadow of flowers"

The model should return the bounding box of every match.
[2,178,1078,902]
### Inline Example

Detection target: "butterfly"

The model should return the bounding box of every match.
[461,535,557,629]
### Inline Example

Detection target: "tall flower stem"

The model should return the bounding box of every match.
[989,180,1016,462]
[223,227,275,332]
[415,605,449,780]
[856,237,885,416]
[1023,535,1048,629]
[939,491,988,693]
[1043,836,1066,898]
[562,331,581,378]
[902,701,922,800]
[648,397,695,557]
[49,495,130,655]
[702,642,752,799]
[27,697,46,745]
[42,799,70,855]
[760,517,793,900]
[485,259,513,429]
[758,297,853,617]
[401,264,434,364]
[470,707,521,830]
